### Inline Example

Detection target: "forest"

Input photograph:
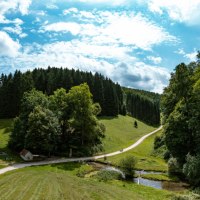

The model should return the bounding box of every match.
[0,67,160,125]
[157,53,200,187]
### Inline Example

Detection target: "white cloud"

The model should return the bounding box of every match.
[148,0,200,26]
[176,48,197,62]
[43,11,176,50]
[185,51,197,61]
[63,8,78,15]
[113,62,170,93]
[43,22,81,35]
[0,31,21,57]
[0,0,32,16]
[3,22,27,38]
[46,4,58,9]
[147,56,162,64]
[2,40,169,93]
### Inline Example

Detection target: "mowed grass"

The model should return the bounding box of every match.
[99,115,157,153]
[0,163,173,200]
[101,130,168,172]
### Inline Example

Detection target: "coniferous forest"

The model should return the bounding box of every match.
[0,67,160,125]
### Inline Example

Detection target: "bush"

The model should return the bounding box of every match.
[168,157,182,176]
[119,156,136,178]
[183,154,200,186]
[76,164,94,178]
[95,170,122,182]
[154,135,165,149]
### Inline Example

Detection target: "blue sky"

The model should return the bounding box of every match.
[0,0,200,93]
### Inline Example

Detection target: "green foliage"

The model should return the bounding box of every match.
[183,154,200,186]
[168,157,182,176]
[134,120,138,128]
[95,170,122,181]
[9,83,105,156]
[76,164,94,178]
[26,106,61,156]
[125,88,160,126]
[119,156,136,178]
[154,135,165,150]
[161,56,200,186]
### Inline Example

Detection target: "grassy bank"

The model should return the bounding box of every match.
[0,163,172,200]
[99,115,157,153]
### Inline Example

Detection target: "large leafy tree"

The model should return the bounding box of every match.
[26,106,61,156]
[10,83,105,156]
[66,83,105,155]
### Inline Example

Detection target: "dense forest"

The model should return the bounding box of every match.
[124,88,160,125]
[158,53,200,186]
[0,67,160,125]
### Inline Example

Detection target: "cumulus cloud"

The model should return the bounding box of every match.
[0,0,32,16]
[113,62,170,93]
[147,56,162,64]
[176,48,197,62]
[43,10,176,50]
[0,31,21,57]
[147,0,200,26]
[3,40,169,93]
[63,8,78,15]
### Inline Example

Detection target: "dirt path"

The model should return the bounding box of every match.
[0,126,162,175]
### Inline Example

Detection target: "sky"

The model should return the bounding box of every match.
[0,0,200,93]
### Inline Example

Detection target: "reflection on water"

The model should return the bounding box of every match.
[133,178,162,189]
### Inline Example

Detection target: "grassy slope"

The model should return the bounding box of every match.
[99,115,157,153]
[0,163,172,200]
[0,119,15,168]
[101,130,168,172]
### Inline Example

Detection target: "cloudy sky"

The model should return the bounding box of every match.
[0,0,200,93]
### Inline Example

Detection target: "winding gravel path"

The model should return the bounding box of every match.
[0,126,162,175]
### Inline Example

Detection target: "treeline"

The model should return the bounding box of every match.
[160,53,200,186]
[125,88,160,125]
[0,67,123,118]
[0,67,160,125]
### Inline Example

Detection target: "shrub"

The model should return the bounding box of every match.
[95,170,122,182]
[119,156,136,178]
[76,164,94,178]
[183,154,200,186]
[168,157,182,176]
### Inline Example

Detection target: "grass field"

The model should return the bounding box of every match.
[0,163,173,200]
[0,119,16,167]
[100,130,168,172]
[99,115,157,153]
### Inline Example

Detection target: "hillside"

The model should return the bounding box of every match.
[0,67,160,125]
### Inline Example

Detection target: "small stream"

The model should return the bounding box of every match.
[88,162,188,191]
[134,177,162,189]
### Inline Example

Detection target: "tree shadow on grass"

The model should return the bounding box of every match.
[50,162,82,172]
[98,116,119,120]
